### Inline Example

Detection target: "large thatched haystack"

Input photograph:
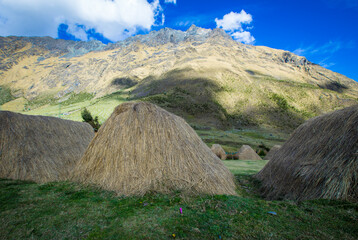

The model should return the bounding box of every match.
[234,145,262,160]
[211,144,227,160]
[263,145,282,160]
[72,102,237,196]
[255,105,358,201]
[0,111,94,182]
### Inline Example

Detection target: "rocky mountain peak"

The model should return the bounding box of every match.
[186,24,211,35]
[115,26,234,48]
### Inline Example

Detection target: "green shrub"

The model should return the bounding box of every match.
[257,149,266,157]
[81,108,93,122]
[81,108,101,132]
[270,93,289,111]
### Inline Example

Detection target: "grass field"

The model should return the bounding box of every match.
[224,160,269,175]
[1,160,357,240]
[197,128,287,152]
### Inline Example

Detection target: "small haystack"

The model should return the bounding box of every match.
[72,102,237,196]
[0,111,94,182]
[255,105,358,201]
[211,144,227,160]
[264,145,282,160]
[235,145,262,160]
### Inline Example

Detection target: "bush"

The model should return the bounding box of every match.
[81,108,93,122]
[81,108,101,132]
[270,93,289,111]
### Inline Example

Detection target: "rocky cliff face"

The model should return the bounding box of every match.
[1,25,357,130]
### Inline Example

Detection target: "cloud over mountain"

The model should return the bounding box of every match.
[215,10,255,44]
[0,0,165,41]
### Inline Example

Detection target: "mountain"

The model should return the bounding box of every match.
[1,25,358,131]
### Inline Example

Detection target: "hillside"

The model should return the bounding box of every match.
[1,25,358,131]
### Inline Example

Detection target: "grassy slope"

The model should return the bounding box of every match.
[2,66,357,133]
[131,69,358,131]
[0,86,15,106]
[1,161,357,240]
[1,91,129,123]
[1,90,288,152]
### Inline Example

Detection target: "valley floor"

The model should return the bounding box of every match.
[1,161,357,240]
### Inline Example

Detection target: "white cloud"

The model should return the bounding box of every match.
[311,41,342,54]
[66,24,88,41]
[293,41,351,57]
[319,57,336,68]
[0,0,164,41]
[215,10,252,32]
[293,48,307,56]
[215,10,254,44]
[292,41,356,70]
[231,31,255,44]
[177,20,192,27]
[165,0,177,4]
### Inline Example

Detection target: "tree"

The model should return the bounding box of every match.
[81,108,93,122]
[81,108,101,132]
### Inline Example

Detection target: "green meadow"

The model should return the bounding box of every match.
[1,161,357,240]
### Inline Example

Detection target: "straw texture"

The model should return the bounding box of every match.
[211,144,227,160]
[0,111,94,182]
[72,102,237,196]
[263,145,282,160]
[255,105,358,201]
[235,145,262,160]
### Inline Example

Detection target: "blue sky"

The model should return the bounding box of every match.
[0,0,357,81]
[159,0,358,81]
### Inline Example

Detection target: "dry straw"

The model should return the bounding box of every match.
[235,145,262,160]
[0,111,94,182]
[211,144,227,160]
[263,145,282,160]
[255,105,358,201]
[72,102,237,196]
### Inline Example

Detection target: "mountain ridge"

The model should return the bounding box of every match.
[1,26,357,130]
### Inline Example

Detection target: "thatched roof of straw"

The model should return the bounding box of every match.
[263,145,282,160]
[72,102,237,196]
[211,144,227,160]
[255,105,358,201]
[0,111,94,182]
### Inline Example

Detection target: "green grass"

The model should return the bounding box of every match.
[196,128,288,152]
[224,160,269,175]
[19,91,129,124]
[1,162,357,240]
[0,86,15,106]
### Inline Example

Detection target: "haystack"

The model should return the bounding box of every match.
[255,105,358,201]
[264,145,282,160]
[234,145,262,160]
[0,111,94,182]
[211,144,227,160]
[72,102,237,196]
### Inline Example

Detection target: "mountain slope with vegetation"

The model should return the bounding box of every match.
[1,25,357,131]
